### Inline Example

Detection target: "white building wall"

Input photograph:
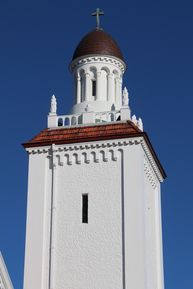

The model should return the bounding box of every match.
[23,152,52,289]
[144,157,165,289]
[122,145,147,289]
[23,137,164,289]
[54,152,122,289]
[155,185,165,289]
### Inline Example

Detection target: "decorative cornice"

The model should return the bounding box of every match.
[27,147,50,155]
[26,138,140,155]
[26,137,164,182]
[70,55,126,73]
[46,140,139,166]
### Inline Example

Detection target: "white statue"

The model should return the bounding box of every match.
[138,117,143,131]
[132,114,137,125]
[50,95,57,114]
[122,87,129,106]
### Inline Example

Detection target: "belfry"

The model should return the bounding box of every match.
[23,9,166,289]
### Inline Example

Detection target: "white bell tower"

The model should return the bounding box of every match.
[23,9,166,289]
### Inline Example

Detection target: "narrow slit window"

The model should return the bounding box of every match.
[82,194,88,223]
[92,80,96,97]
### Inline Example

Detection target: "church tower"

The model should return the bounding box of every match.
[23,9,166,289]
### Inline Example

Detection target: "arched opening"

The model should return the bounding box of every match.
[90,67,97,100]
[78,115,82,124]
[71,116,76,125]
[64,117,70,126]
[101,66,110,74]
[58,118,63,127]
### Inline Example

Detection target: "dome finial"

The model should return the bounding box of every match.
[91,8,104,29]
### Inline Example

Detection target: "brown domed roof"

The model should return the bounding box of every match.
[72,28,124,62]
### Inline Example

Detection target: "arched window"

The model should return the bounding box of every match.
[90,67,97,100]
[58,118,63,127]
[64,117,70,126]
[71,116,76,125]
[78,115,82,124]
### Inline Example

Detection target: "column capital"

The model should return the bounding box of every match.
[107,73,114,79]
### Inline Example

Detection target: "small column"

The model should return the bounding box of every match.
[115,77,120,105]
[76,74,81,104]
[118,78,123,107]
[85,73,91,101]
[107,73,114,102]
[96,71,102,100]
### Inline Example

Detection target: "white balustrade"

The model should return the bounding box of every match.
[49,109,142,129]
[56,114,81,127]
[53,110,122,128]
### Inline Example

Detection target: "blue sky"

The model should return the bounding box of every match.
[0,0,193,288]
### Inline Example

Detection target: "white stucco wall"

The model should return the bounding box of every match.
[54,150,122,289]
[23,153,52,289]
[143,153,165,289]
[23,136,164,289]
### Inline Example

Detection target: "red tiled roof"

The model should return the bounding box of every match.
[23,121,166,179]
[23,122,140,147]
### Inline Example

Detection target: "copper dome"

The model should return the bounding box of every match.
[72,28,124,62]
